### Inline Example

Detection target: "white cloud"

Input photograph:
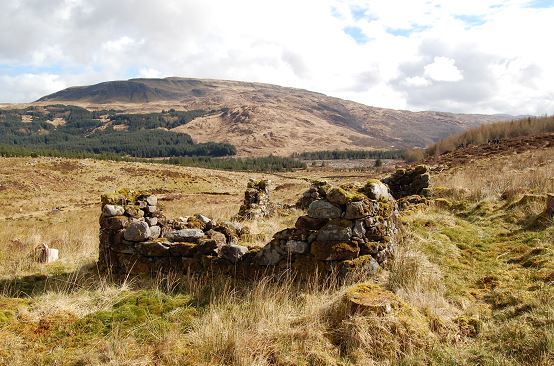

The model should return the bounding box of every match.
[404,76,432,87]
[0,0,552,115]
[423,57,463,82]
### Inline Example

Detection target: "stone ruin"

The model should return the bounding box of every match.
[98,179,399,278]
[381,165,430,199]
[235,179,274,220]
[295,180,330,210]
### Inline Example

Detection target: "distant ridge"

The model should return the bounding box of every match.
[35,77,513,155]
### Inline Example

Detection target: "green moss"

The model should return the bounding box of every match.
[73,290,195,341]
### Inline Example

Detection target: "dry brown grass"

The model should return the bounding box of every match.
[433,148,553,202]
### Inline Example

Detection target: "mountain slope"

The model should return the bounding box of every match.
[36,77,511,156]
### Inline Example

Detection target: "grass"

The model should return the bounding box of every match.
[0,149,552,365]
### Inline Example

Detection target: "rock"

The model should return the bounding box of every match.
[362,180,394,202]
[146,217,158,226]
[284,240,309,254]
[256,241,285,265]
[138,241,170,256]
[166,228,205,242]
[326,187,351,206]
[352,220,366,239]
[344,201,373,219]
[124,221,151,242]
[102,204,124,217]
[307,200,342,219]
[145,205,157,214]
[294,215,328,231]
[310,241,359,261]
[169,242,197,257]
[381,165,431,199]
[236,179,273,220]
[125,206,144,218]
[316,221,352,242]
[213,222,240,244]
[194,214,212,227]
[196,239,220,255]
[206,229,227,246]
[101,216,129,231]
[220,244,249,263]
[146,195,158,206]
[149,225,161,240]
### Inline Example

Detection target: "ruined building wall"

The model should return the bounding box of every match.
[99,180,400,279]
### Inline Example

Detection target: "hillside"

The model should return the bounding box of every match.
[0,138,552,364]
[35,77,511,156]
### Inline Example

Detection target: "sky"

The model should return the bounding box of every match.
[1,0,553,115]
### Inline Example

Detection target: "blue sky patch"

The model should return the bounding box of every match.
[344,26,369,44]
[527,0,554,8]
[455,15,486,26]
[0,63,65,75]
[387,25,429,37]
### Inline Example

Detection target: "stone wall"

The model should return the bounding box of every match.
[235,179,274,220]
[99,180,400,279]
[381,165,430,199]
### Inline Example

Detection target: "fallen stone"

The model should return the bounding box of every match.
[307,200,342,219]
[103,204,124,217]
[206,229,227,246]
[124,221,151,242]
[220,244,249,263]
[196,239,220,255]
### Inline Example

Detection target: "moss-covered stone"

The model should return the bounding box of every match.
[310,240,359,261]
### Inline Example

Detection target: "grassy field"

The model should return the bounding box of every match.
[0,146,552,365]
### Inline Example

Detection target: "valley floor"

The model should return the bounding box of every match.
[0,148,552,365]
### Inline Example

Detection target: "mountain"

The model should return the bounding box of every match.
[36,77,511,156]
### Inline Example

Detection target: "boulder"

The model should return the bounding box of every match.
[362,180,394,202]
[103,204,124,217]
[166,228,205,242]
[220,244,249,263]
[307,200,342,219]
[310,241,359,261]
[124,221,151,242]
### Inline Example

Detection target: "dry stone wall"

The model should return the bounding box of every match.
[235,179,274,220]
[99,180,400,279]
[381,165,430,199]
